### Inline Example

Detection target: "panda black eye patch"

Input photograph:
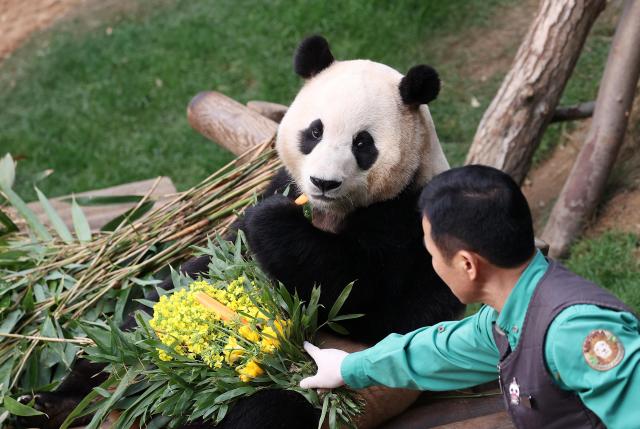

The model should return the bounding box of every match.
[299,119,324,155]
[352,131,378,170]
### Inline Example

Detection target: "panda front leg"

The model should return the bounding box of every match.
[241,194,369,311]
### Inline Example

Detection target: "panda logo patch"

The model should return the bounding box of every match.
[583,329,624,371]
[509,378,520,405]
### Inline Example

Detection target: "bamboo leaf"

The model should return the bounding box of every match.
[3,396,44,417]
[328,282,354,321]
[71,196,91,242]
[0,154,15,190]
[35,187,73,243]
[65,195,144,206]
[0,185,51,241]
[0,310,23,342]
[100,201,154,232]
[0,209,18,237]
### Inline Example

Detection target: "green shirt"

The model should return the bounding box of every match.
[341,251,640,428]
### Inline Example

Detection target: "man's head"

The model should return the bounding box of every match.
[419,165,535,303]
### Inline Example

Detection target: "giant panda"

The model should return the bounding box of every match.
[17,35,463,429]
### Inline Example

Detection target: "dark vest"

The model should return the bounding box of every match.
[493,260,635,429]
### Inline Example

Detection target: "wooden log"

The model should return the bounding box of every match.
[551,101,595,123]
[24,177,176,231]
[247,100,288,123]
[187,91,278,156]
[431,412,513,429]
[542,0,640,258]
[465,0,606,184]
[382,384,509,429]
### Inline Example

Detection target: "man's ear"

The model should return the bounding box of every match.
[294,35,335,79]
[457,250,478,281]
[399,64,440,106]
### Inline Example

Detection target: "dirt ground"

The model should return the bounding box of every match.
[0,0,83,61]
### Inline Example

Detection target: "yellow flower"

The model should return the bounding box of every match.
[223,337,245,364]
[237,359,264,382]
[149,277,289,371]
[239,325,260,343]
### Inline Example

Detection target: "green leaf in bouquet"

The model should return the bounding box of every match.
[214,403,229,424]
[329,313,365,322]
[60,373,120,429]
[71,197,91,242]
[101,201,154,232]
[0,185,51,241]
[35,187,73,243]
[0,209,18,237]
[84,367,140,429]
[328,397,338,429]
[328,282,354,321]
[327,322,349,335]
[213,386,255,404]
[3,396,44,417]
[318,394,330,429]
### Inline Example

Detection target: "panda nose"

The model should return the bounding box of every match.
[310,177,342,193]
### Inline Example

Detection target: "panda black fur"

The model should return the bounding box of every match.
[241,168,462,344]
[17,35,463,429]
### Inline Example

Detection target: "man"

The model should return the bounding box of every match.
[300,165,639,428]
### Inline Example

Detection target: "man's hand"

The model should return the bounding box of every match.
[299,341,349,389]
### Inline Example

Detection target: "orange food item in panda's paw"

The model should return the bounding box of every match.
[295,194,309,205]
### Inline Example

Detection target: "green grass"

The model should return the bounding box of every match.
[1,0,512,201]
[566,232,640,312]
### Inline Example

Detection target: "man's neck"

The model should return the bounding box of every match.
[480,254,535,313]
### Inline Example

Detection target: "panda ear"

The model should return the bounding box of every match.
[399,65,440,106]
[294,35,335,79]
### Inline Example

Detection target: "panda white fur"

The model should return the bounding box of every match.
[278,42,450,218]
[18,35,463,429]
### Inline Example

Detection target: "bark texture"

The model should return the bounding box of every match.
[187,91,278,156]
[542,0,640,258]
[466,0,606,183]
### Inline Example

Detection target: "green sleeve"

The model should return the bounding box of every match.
[341,305,499,390]
[545,305,640,428]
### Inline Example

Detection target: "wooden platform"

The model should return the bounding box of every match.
[382,383,513,428]
[23,177,176,231]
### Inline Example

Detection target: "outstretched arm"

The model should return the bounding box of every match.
[301,306,500,390]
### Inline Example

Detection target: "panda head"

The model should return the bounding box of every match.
[276,35,449,217]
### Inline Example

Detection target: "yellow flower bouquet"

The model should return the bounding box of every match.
[63,235,364,429]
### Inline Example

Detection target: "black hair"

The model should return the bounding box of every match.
[419,165,535,268]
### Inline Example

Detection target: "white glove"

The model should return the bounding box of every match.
[299,341,349,389]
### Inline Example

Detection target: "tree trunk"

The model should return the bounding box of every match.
[465,0,606,184]
[542,0,640,258]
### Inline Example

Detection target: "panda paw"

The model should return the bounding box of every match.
[240,194,309,255]
[15,392,89,429]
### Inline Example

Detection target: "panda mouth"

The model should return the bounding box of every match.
[310,194,336,202]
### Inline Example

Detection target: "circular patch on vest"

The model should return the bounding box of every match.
[582,329,624,371]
